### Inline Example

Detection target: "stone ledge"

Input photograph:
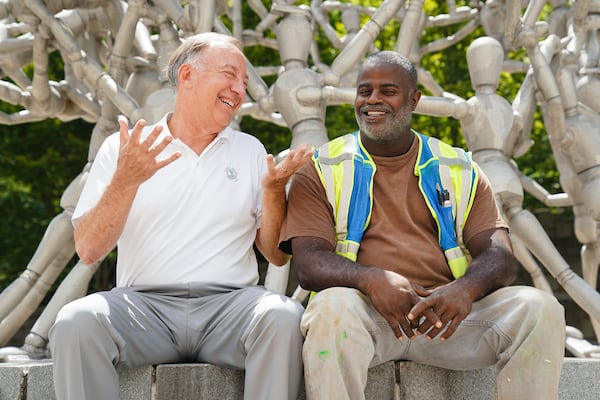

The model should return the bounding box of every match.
[0,357,598,399]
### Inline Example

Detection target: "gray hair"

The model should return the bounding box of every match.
[359,51,418,89]
[166,32,243,87]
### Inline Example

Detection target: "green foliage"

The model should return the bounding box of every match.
[325,104,358,139]
[0,118,91,290]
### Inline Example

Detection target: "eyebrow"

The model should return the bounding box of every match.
[357,82,400,88]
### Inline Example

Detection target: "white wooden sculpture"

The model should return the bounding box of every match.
[0,0,599,360]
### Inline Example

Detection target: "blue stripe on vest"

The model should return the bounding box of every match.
[347,144,373,243]
[417,135,460,252]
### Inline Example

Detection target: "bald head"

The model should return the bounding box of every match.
[166,32,243,88]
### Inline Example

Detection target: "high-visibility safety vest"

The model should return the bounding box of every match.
[313,130,479,279]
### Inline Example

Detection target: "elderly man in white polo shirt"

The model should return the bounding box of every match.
[49,32,312,400]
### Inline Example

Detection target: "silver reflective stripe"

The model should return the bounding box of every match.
[445,246,465,260]
[319,141,337,224]
[455,161,474,248]
[336,241,360,255]
[335,156,354,242]
[318,152,354,165]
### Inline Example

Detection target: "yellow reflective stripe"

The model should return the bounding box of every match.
[447,253,469,278]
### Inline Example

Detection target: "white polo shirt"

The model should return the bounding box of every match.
[73,114,267,287]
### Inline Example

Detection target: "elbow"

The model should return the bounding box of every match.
[76,249,100,266]
[75,240,102,265]
[268,251,290,267]
[296,264,318,292]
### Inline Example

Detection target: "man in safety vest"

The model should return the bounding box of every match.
[279,51,565,399]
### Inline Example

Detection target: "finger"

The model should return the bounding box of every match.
[397,316,415,340]
[268,154,285,172]
[266,154,276,171]
[296,143,314,159]
[410,316,420,329]
[412,284,431,297]
[129,119,147,143]
[156,152,182,169]
[386,318,404,340]
[423,317,447,339]
[118,116,130,145]
[416,308,442,335]
[284,145,313,170]
[147,133,172,157]
[440,318,461,341]
[142,125,164,150]
[407,298,434,322]
[416,318,433,335]
[409,304,442,334]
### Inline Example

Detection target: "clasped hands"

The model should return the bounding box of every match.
[366,269,473,342]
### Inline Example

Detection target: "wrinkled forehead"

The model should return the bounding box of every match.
[197,43,246,67]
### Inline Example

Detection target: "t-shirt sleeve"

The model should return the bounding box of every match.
[279,163,337,254]
[462,164,509,246]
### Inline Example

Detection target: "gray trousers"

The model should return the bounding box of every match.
[301,285,565,400]
[49,283,304,400]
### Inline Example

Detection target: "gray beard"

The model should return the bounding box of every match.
[356,104,413,144]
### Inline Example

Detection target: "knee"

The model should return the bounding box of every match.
[49,297,107,346]
[520,287,564,319]
[304,287,363,321]
[276,297,304,327]
[301,288,370,336]
[510,286,565,334]
[256,294,304,334]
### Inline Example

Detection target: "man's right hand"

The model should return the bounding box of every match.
[114,117,181,187]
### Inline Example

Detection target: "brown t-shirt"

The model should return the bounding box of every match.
[280,136,508,289]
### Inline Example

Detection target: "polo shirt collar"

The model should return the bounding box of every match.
[158,113,233,154]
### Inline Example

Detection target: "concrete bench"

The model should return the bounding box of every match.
[1,357,599,399]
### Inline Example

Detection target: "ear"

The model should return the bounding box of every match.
[178,64,194,85]
[412,90,422,110]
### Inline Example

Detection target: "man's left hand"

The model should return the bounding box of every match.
[262,144,314,190]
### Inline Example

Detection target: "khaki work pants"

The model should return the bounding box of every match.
[301,285,565,400]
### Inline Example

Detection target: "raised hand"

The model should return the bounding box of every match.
[114,117,181,187]
[262,143,314,191]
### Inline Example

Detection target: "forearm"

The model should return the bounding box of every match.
[457,245,516,302]
[74,177,138,264]
[294,244,377,293]
[255,186,290,266]
[257,145,314,265]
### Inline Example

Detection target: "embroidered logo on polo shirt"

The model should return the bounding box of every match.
[225,166,238,181]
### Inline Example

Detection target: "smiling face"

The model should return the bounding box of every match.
[184,44,248,132]
[354,54,421,156]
